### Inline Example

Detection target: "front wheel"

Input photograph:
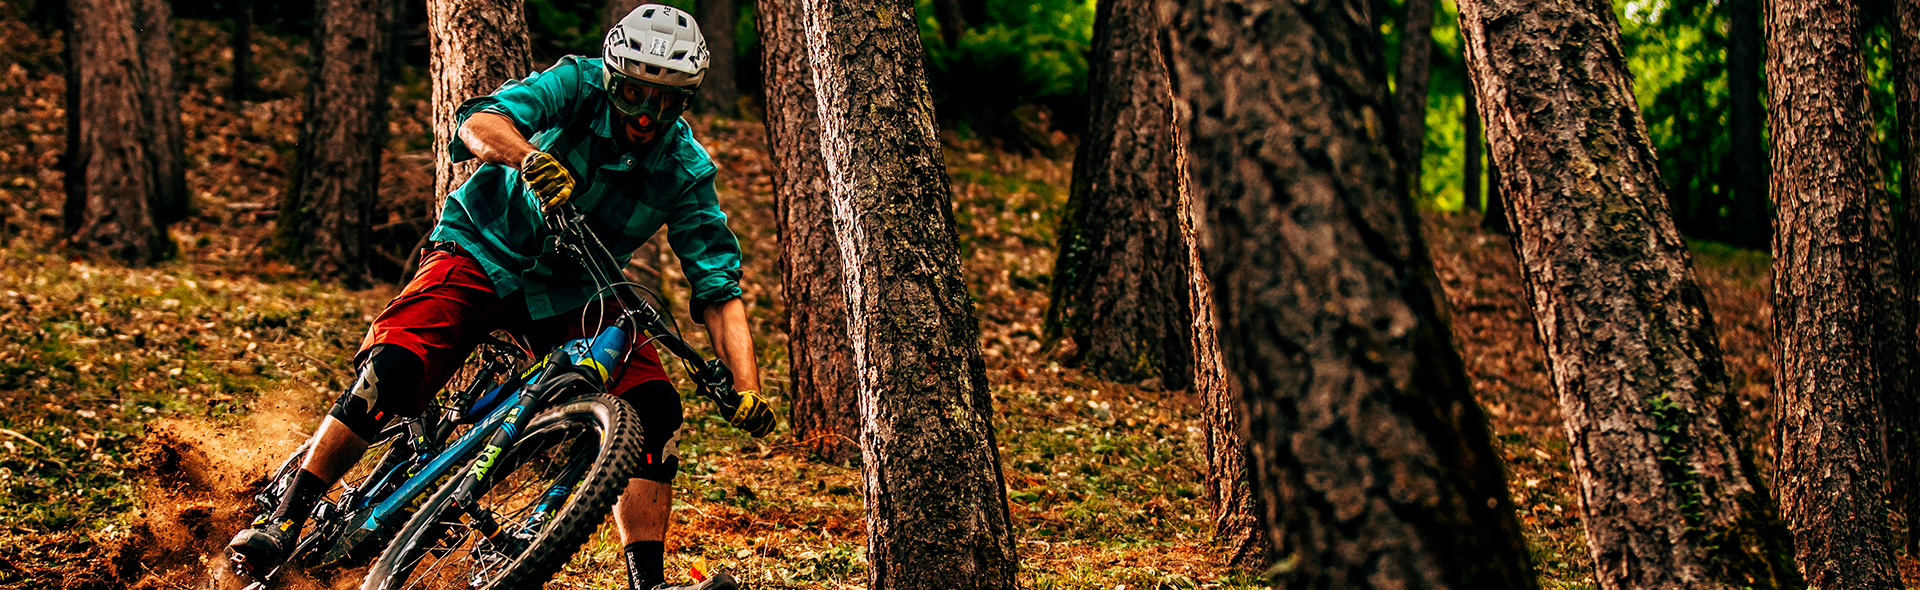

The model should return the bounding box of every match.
[360,394,642,590]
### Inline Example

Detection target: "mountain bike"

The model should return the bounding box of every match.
[235,204,752,590]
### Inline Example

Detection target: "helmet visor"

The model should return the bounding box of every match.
[608,71,693,121]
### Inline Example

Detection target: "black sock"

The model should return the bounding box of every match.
[624,540,666,590]
[269,469,328,527]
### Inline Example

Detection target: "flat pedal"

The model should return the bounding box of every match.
[227,549,280,588]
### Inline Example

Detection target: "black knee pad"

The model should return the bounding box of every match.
[327,344,425,441]
[620,380,685,483]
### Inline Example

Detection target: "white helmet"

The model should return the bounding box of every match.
[603,4,709,88]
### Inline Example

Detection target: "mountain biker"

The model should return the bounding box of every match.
[226,5,774,589]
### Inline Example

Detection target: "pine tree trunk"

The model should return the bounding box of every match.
[797,0,1019,585]
[1890,0,1920,551]
[1767,0,1904,583]
[1396,0,1435,193]
[1045,0,1194,389]
[696,0,739,115]
[281,0,391,284]
[1455,0,1804,584]
[1186,151,1266,569]
[1725,0,1768,251]
[64,0,171,265]
[429,0,533,210]
[1165,0,1537,585]
[757,0,858,464]
[134,0,187,225]
[1150,21,1267,568]
[233,0,254,103]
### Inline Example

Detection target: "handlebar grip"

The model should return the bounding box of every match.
[695,359,741,410]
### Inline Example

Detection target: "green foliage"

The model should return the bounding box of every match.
[1617,0,1736,238]
[917,0,1097,140]
[1862,11,1903,199]
[1411,0,1482,212]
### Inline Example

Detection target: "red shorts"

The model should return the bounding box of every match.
[358,242,670,411]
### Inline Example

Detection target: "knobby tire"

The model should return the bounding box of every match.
[359,393,642,590]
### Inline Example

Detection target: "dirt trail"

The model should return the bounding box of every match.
[117,387,346,590]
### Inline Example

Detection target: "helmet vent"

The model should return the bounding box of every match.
[671,50,686,60]
[677,16,687,26]
[641,8,654,17]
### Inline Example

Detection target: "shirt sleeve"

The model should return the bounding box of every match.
[667,171,745,323]
[448,57,591,163]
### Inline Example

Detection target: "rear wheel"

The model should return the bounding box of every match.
[248,423,410,565]
[360,394,641,590]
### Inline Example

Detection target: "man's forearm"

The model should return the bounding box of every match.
[702,298,762,393]
[459,112,539,168]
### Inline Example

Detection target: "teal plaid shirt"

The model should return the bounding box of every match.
[430,56,743,320]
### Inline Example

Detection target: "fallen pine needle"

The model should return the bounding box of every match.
[0,428,51,453]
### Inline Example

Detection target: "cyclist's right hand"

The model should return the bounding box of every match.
[521,151,576,212]
[726,390,776,438]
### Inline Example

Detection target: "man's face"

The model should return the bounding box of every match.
[608,71,692,148]
[619,112,665,145]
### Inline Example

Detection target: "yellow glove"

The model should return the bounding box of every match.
[521,151,576,212]
[728,390,776,438]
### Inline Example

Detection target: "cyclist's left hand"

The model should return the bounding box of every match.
[727,390,775,438]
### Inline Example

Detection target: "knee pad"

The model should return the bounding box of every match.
[622,380,685,483]
[327,344,424,441]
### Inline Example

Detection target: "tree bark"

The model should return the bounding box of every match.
[1725,0,1768,251]
[1396,0,1435,194]
[697,0,740,115]
[1165,0,1538,586]
[233,0,254,103]
[1767,0,1905,584]
[429,0,533,210]
[1454,0,1805,584]
[797,0,1019,586]
[64,0,172,265]
[1045,0,1195,389]
[134,0,187,225]
[757,0,859,464]
[280,0,391,284]
[1890,0,1920,551]
[1182,123,1267,569]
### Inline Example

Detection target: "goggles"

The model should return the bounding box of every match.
[607,71,695,122]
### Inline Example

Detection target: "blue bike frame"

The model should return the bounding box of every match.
[321,323,635,562]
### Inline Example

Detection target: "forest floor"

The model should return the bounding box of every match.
[0,7,1825,590]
